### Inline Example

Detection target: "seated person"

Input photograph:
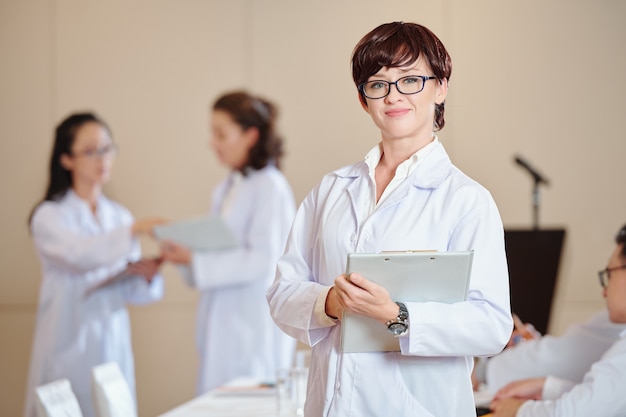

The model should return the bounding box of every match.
[475,308,626,393]
[489,223,626,416]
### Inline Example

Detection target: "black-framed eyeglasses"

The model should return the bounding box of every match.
[73,143,118,159]
[359,75,438,100]
[598,265,626,288]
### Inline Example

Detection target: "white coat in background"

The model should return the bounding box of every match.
[267,142,512,417]
[486,308,626,392]
[24,191,164,417]
[516,330,626,417]
[179,165,296,394]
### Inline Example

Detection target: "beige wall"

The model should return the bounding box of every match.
[1,0,625,415]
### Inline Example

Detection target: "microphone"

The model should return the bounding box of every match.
[514,155,549,185]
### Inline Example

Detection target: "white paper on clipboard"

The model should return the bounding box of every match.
[341,250,473,353]
[153,216,237,251]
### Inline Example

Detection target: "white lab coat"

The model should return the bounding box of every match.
[180,165,297,394]
[516,330,626,417]
[486,308,626,392]
[267,141,512,417]
[24,190,164,417]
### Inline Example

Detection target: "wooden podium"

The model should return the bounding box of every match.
[504,229,566,335]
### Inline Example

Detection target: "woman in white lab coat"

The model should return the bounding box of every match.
[266,22,513,417]
[24,113,165,417]
[160,91,296,394]
[490,224,626,416]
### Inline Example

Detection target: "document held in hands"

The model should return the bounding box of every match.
[153,216,237,251]
[341,250,473,353]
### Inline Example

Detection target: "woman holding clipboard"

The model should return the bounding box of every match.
[160,91,296,394]
[267,22,513,417]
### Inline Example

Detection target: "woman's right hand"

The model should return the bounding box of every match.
[332,272,398,324]
[132,217,168,236]
[493,377,546,401]
[160,239,192,265]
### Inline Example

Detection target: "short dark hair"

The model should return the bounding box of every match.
[212,91,284,173]
[351,21,452,131]
[617,224,626,259]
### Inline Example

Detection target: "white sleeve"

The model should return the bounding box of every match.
[31,203,134,274]
[541,376,576,400]
[516,337,626,417]
[187,176,294,291]
[399,189,512,357]
[486,309,625,392]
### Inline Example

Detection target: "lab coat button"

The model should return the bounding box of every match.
[335,381,341,390]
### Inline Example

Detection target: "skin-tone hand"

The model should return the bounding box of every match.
[493,377,546,401]
[489,398,527,417]
[160,239,192,265]
[126,257,163,283]
[471,367,480,391]
[506,314,540,347]
[132,217,168,236]
[327,272,399,324]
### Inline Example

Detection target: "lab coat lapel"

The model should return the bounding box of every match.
[66,191,102,235]
[342,162,371,227]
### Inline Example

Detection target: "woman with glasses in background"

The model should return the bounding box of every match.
[267,22,512,416]
[160,91,297,394]
[490,224,626,416]
[24,113,166,417]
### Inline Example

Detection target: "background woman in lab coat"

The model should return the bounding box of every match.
[160,91,296,394]
[267,22,512,417]
[24,113,166,417]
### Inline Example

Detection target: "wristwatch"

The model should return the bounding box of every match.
[386,302,409,336]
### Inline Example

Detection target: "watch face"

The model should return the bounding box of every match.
[388,322,408,336]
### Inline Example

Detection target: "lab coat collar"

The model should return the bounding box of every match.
[64,189,113,230]
[333,140,452,190]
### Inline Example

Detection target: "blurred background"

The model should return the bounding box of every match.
[1,0,625,415]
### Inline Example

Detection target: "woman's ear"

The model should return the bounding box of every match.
[358,92,369,112]
[435,78,449,105]
[244,126,260,149]
[60,153,73,171]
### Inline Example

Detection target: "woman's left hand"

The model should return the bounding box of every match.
[493,377,545,401]
[490,398,527,417]
[333,272,399,323]
[160,239,192,265]
[127,257,163,283]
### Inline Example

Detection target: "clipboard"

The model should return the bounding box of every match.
[153,215,237,251]
[341,250,473,353]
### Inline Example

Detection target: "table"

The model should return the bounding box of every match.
[157,379,279,417]
[159,379,495,417]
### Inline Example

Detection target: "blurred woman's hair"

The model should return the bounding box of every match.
[213,91,284,172]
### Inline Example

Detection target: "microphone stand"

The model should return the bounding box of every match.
[532,176,541,230]
[514,156,549,231]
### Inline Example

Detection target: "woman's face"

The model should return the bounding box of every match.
[210,110,257,170]
[604,244,626,323]
[361,56,448,148]
[61,121,115,188]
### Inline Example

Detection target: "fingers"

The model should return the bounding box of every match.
[334,273,394,322]
[159,239,192,264]
[493,378,544,401]
[126,259,161,282]
[132,217,169,236]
